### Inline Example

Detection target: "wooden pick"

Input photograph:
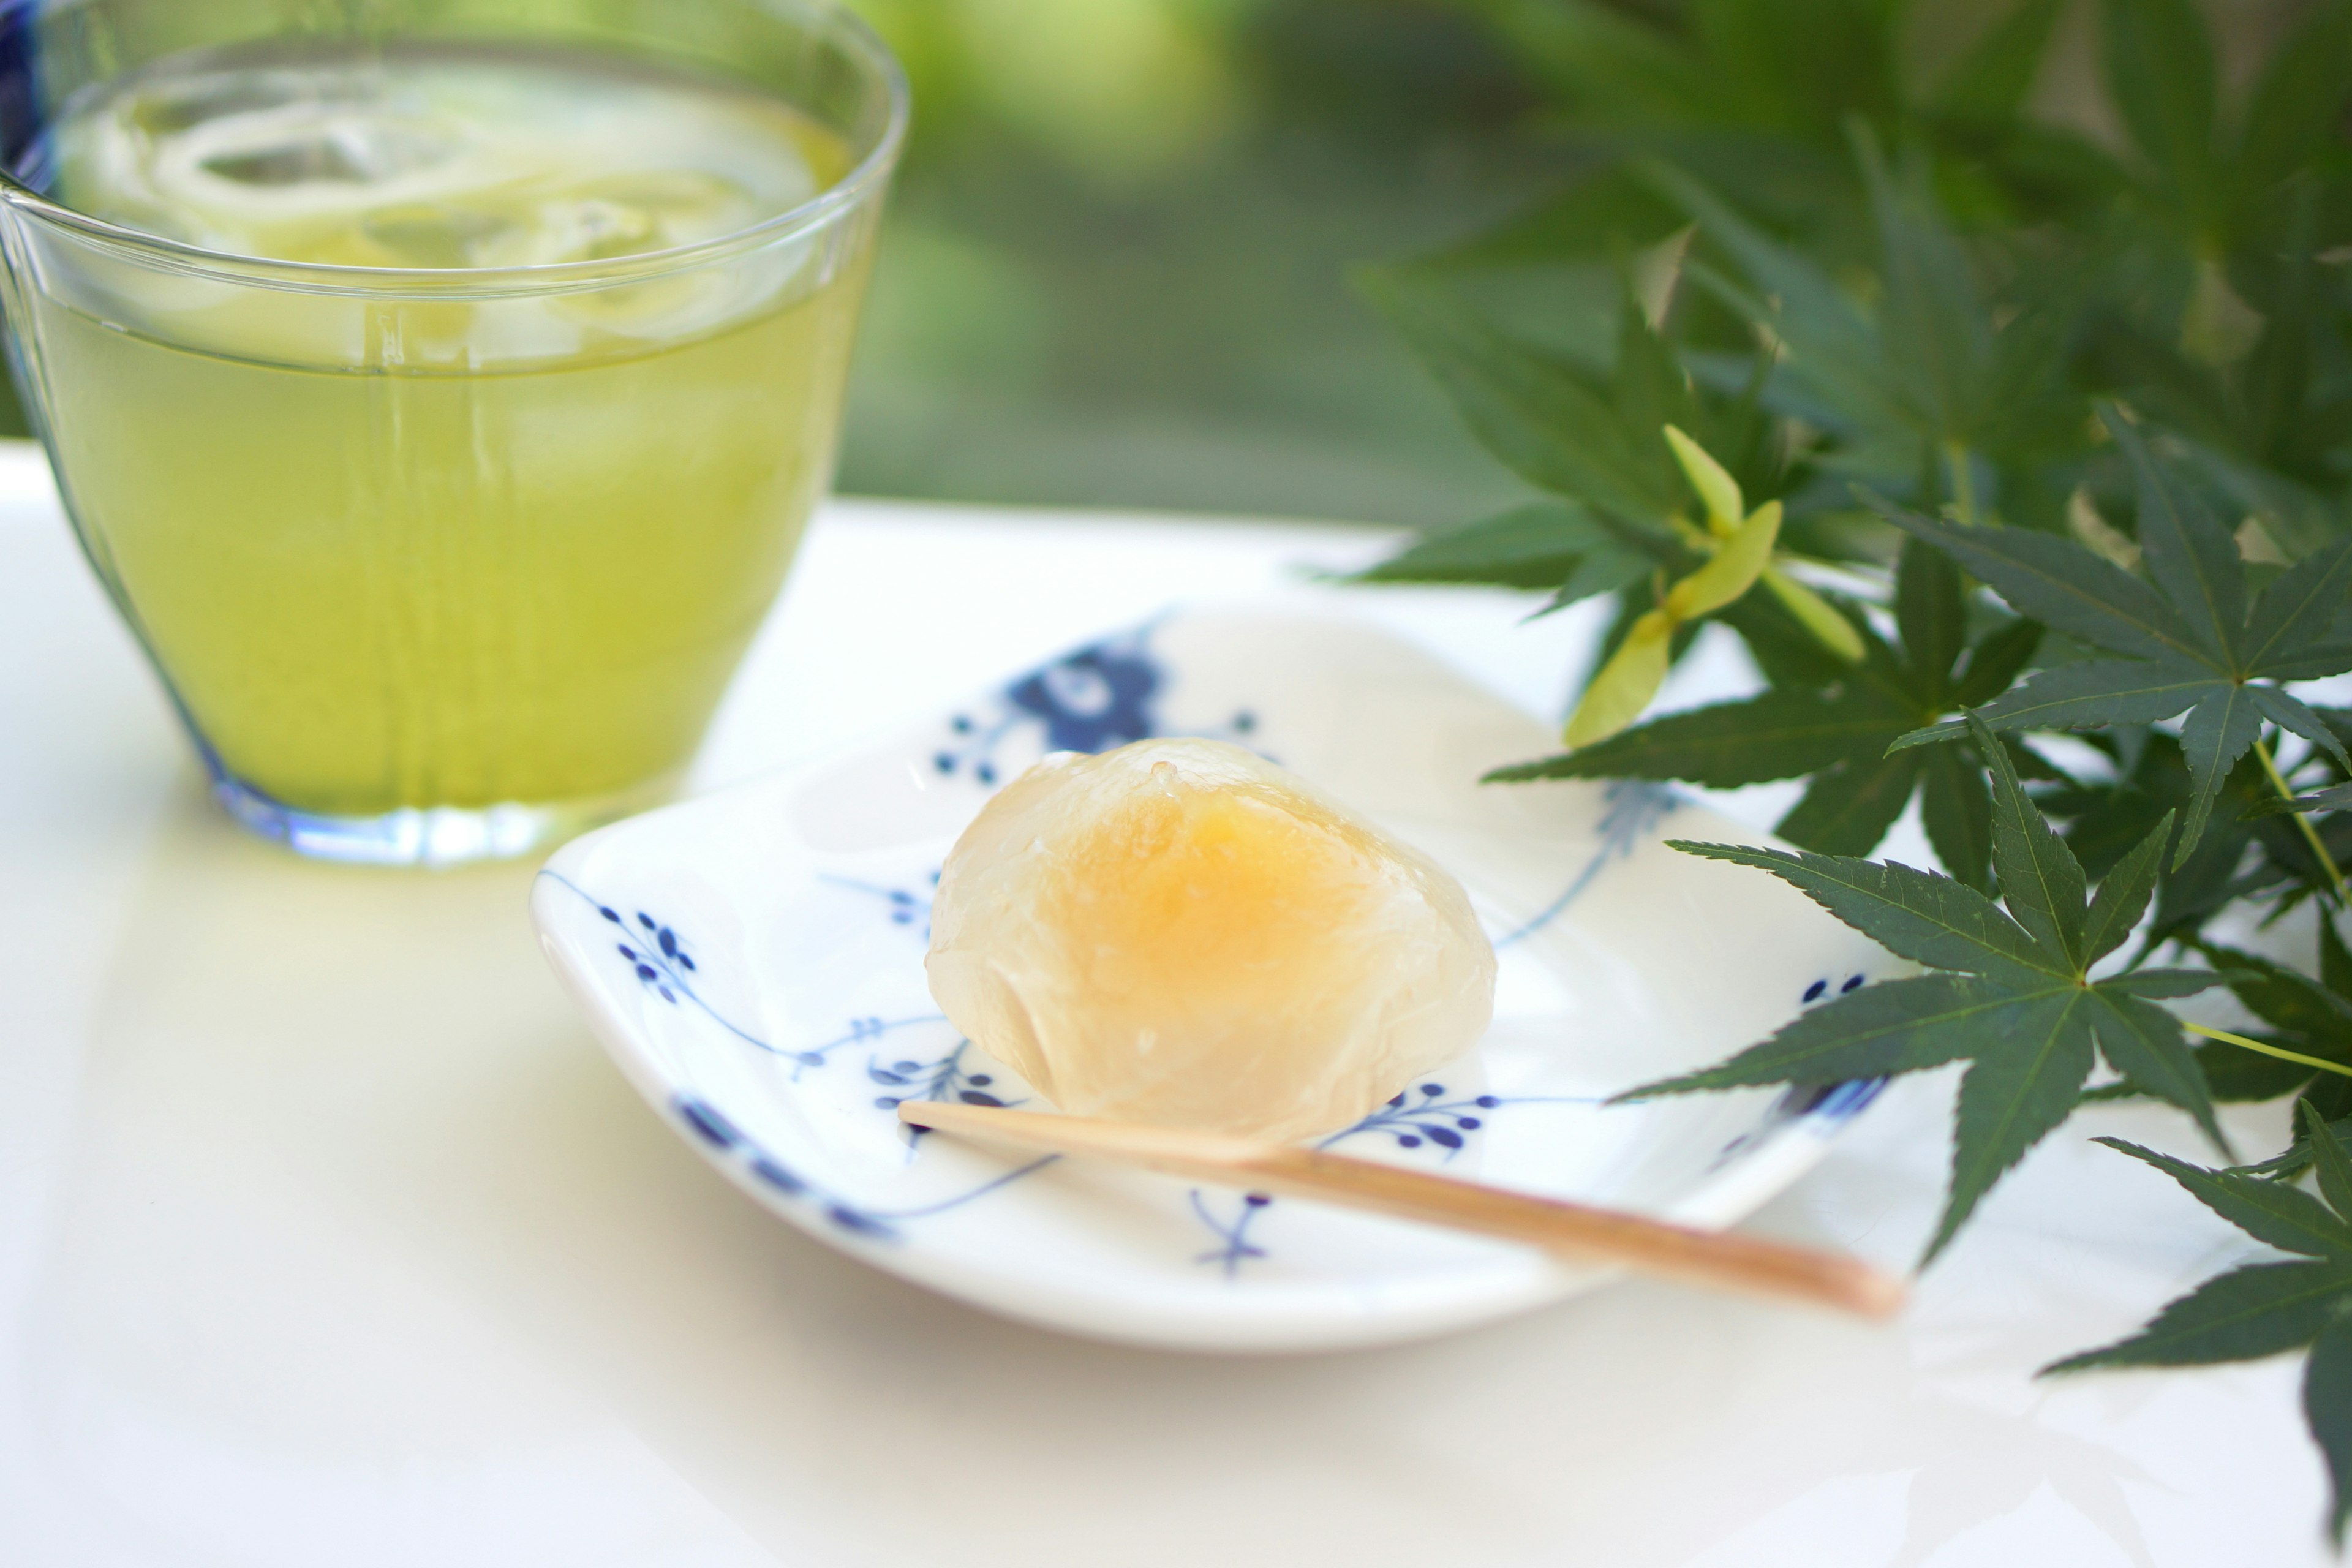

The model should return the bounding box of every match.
[898,1099,1905,1320]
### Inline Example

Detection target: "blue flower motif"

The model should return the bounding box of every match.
[1192,1189,1274,1276]
[1322,1082,1501,1157]
[603,905,696,1005]
[868,1040,1025,1143]
[1708,977,1884,1169]
[932,629,1166,785]
[821,870,939,942]
[927,624,1267,787]
[1005,643,1161,754]
[1493,779,1681,949]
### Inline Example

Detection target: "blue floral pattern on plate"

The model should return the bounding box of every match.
[533,609,1899,1351]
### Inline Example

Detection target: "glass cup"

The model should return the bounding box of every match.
[0,0,906,864]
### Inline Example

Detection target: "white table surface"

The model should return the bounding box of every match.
[0,440,2333,1566]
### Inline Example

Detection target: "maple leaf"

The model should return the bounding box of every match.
[2195,927,2352,1123]
[2046,1098,2352,1545]
[1491,536,2038,884]
[1624,714,2226,1263]
[1882,409,2352,864]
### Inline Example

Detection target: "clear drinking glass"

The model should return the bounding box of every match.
[0,0,905,864]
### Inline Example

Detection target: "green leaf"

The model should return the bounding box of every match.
[1667,500,1782,619]
[1667,840,2059,983]
[1854,127,1993,451]
[1355,502,1659,594]
[2082,810,2174,963]
[2089,991,2225,1150]
[2307,1097,2352,1224]
[2250,783,2352,818]
[2241,534,2352,679]
[2104,967,2226,998]
[1931,0,2065,127]
[1931,990,2097,1259]
[2077,318,2233,448]
[1775,748,1924,856]
[2101,0,2219,221]
[2201,943,2352,1039]
[1565,607,1676,748]
[1920,742,1994,892]
[2106,412,2244,668]
[1875,503,2203,665]
[1951,617,2044,708]
[2049,734,2268,949]
[2239,1114,2352,1182]
[1642,160,1895,429]
[2323,915,2351,998]
[1760,568,1869,663]
[2178,681,2264,862]
[2153,759,2269,944]
[2045,1259,2351,1371]
[1466,0,1711,123]
[1359,270,1679,522]
[1626,971,2059,1096]
[2054,733,2182,879]
[2235,0,2352,200]
[1651,732,2253,1266]
[2193,1034,2325,1104]
[1664,424,1743,532]
[2096,1137,2350,1258]
[1973,712,2087,968]
[1959,657,2223,736]
[2306,1316,2352,1547]
[1718,588,1868,692]
[1485,688,1897,788]
[2250,687,2352,773]
[1615,292,1713,466]
[1896,534,1966,696]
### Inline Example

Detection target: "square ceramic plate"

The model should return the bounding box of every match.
[532,608,1892,1352]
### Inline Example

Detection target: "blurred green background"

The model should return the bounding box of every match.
[829,0,2323,526]
[0,0,1545,529]
[830,0,1547,524]
[7,1,2310,529]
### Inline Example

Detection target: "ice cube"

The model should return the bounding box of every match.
[197,118,457,188]
[359,202,517,268]
[127,68,336,138]
[514,172,758,265]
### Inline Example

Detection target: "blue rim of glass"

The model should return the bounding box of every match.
[0,0,910,298]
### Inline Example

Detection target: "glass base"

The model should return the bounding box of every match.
[208,769,680,867]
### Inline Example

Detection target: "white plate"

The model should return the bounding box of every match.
[532,608,1893,1352]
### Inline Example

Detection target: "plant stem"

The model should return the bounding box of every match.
[1945,440,1978,527]
[2185,1022,2352,1080]
[2256,736,2346,902]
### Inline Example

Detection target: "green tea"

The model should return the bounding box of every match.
[28,44,869,818]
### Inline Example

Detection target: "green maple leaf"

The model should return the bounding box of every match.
[2239,1102,2352,1183]
[1488,537,2039,885]
[1646,127,2085,520]
[1624,713,2226,1263]
[2042,731,2286,949]
[1352,273,1779,607]
[1885,408,2352,864]
[2193,927,2352,1121]
[2260,783,2352,818]
[1351,500,1656,600]
[2045,1098,2352,1545]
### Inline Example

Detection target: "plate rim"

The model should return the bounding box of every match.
[531,606,1887,1352]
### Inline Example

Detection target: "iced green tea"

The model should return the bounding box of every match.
[21,42,879,840]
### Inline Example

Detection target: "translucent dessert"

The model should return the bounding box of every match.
[925,739,1497,1142]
